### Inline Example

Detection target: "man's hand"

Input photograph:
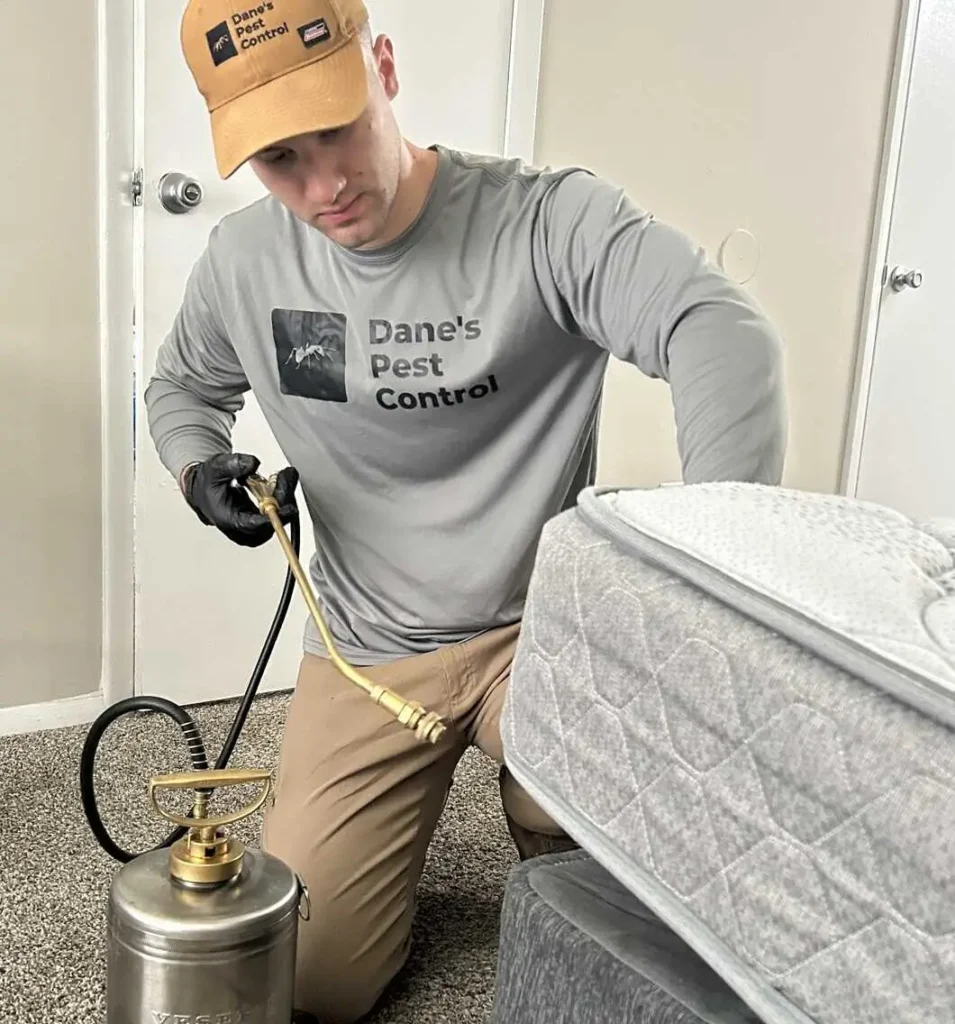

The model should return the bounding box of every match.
[181,453,299,548]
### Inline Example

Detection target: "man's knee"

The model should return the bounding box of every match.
[264,807,414,1023]
[294,964,391,1024]
[291,900,410,1023]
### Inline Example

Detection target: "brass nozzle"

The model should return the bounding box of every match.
[371,686,446,745]
[246,474,447,746]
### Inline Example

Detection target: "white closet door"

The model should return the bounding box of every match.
[851,0,955,522]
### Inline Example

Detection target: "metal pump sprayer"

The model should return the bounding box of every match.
[91,469,447,1023]
[107,768,307,1023]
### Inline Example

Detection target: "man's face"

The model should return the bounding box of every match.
[248,35,402,250]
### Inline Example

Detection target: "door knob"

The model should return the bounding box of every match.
[889,266,923,292]
[158,172,204,214]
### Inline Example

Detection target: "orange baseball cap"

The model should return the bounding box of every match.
[181,0,370,178]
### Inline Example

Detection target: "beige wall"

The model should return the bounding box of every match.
[535,0,902,493]
[1,3,102,709]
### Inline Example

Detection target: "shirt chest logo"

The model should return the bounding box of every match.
[272,308,348,402]
[271,308,500,412]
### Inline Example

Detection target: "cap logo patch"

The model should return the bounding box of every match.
[206,21,238,65]
[298,17,331,48]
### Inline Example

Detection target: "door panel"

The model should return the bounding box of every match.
[136,0,520,705]
[854,0,955,521]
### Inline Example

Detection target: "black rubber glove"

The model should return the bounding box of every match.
[182,453,299,548]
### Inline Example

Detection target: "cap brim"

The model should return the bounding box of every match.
[210,36,369,179]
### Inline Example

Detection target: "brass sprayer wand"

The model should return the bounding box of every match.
[245,474,445,745]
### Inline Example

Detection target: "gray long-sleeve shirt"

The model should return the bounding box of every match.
[145,145,787,664]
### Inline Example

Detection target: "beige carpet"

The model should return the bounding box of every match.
[0,691,517,1023]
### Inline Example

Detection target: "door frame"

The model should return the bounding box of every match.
[97,0,548,713]
[98,0,138,712]
[839,0,922,498]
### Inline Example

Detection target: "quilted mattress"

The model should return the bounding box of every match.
[500,482,955,1024]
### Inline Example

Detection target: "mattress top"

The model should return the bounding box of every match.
[579,483,955,726]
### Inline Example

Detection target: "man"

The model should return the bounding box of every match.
[147,0,787,1019]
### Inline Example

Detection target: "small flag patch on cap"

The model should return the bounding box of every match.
[298,17,331,47]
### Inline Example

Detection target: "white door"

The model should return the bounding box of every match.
[850,0,955,522]
[135,0,541,706]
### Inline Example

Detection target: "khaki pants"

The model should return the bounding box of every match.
[261,621,573,1023]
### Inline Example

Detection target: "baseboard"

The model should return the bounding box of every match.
[0,691,105,737]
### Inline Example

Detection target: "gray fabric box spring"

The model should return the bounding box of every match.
[500,482,955,1024]
[490,849,761,1024]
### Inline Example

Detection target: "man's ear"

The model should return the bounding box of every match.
[372,34,399,100]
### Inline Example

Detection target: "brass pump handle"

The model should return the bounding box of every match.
[148,767,273,830]
[245,473,446,746]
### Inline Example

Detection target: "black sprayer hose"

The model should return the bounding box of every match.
[79,514,301,863]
